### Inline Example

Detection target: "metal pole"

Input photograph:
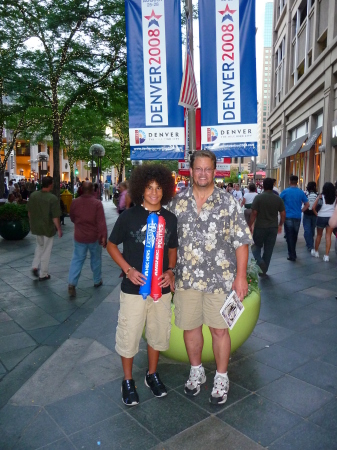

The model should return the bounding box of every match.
[239,157,242,187]
[187,0,196,158]
[253,155,257,183]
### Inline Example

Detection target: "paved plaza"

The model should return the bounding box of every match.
[0,202,337,449]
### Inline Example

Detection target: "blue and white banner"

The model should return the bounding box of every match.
[199,0,258,157]
[126,0,184,160]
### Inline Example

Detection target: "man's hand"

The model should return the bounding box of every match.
[159,270,175,292]
[232,275,248,302]
[278,224,283,234]
[58,228,63,238]
[101,237,107,248]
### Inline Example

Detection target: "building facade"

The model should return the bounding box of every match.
[257,2,274,167]
[267,0,337,191]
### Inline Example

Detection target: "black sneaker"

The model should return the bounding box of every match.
[121,379,139,406]
[145,371,167,398]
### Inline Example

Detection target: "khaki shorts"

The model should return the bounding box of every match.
[115,291,172,358]
[174,289,228,330]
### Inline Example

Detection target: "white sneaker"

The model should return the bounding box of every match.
[323,255,329,262]
[210,373,229,405]
[184,366,206,396]
[311,249,319,258]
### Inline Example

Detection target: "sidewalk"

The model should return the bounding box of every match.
[1,213,337,449]
[0,201,122,410]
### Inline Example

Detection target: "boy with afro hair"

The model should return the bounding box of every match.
[107,164,178,406]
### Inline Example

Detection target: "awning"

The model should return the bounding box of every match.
[278,134,308,161]
[299,126,322,153]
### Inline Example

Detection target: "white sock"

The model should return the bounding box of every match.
[191,364,203,370]
[215,370,228,377]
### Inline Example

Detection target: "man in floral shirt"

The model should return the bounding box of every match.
[167,150,252,405]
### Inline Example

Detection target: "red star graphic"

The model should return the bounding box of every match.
[144,9,162,21]
[219,4,236,15]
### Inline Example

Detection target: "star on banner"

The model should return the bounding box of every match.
[144,10,162,21]
[219,4,236,16]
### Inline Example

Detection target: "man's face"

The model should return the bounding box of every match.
[190,157,215,188]
[235,184,240,190]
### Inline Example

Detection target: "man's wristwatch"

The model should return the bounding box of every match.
[167,267,176,275]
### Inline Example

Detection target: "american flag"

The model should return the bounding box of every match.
[178,15,199,110]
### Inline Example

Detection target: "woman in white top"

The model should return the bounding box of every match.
[241,183,258,225]
[312,182,336,261]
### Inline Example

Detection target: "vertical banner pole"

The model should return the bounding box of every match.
[185,109,189,160]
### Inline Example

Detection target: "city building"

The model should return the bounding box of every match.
[257,2,273,167]
[267,0,337,191]
[1,134,121,186]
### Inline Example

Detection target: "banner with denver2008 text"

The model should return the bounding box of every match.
[126,0,184,160]
[199,0,258,157]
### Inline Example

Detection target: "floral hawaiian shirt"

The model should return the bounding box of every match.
[167,186,252,294]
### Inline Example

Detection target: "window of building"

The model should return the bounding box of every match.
[275,37,285,105]
[291,122,308,141]
[277,0,287,20]
[297,60,305,80]
[317,113,323,127]
[272,139,281,166]
[317,30,327,55]
[299,0,308,27]
[262,145,265,150]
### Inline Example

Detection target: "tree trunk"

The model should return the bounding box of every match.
[69,162,74,195]
[53,131,61,198]
[0,168,4,198]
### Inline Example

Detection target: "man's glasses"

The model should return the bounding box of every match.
[193,168,214,174]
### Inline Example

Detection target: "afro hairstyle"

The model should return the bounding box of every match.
[128,164,175,206]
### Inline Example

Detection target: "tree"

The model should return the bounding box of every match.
[60,105,108,192]
[225,169,239,184]
[1,0,126,197]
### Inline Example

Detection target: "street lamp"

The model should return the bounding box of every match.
[89,144,105,200]
[37,152,49,180]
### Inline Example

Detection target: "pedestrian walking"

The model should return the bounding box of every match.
[104,180,110,201]
[167,150,251,405]
[280,175,309,261]
[232,183,243,201]
[117,181,131,214]
[249,178,285,276]
[303,181,318,252]
[311,182,336,262]
[107,164,178,406]
[241,182,258,225]
[68,182,107,298]
[27,176,62,281]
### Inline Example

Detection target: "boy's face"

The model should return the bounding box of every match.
[143,180,163,209]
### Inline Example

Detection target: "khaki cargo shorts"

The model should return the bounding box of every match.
[174,289,228,330]
[115,291,172,358]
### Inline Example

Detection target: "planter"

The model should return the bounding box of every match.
[0,220,30,240]
[160,290,261,363]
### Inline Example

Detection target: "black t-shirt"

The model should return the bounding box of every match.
[109,205,178,295]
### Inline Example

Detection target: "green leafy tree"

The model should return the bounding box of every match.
[60,105,108,192]
[225,169,239,184]
[1,0,126,197]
